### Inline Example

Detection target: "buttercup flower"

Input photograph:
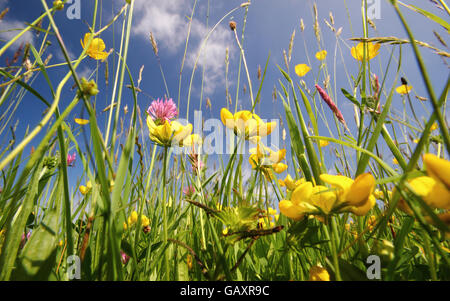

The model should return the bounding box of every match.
[295,64,311,77]
[351,42,380,61]
[315,50,327,61]
[309,265,330,281]
[396,85,412,95]
[81,33,109,61]
[220,108,276,142]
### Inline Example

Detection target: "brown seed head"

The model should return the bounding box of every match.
[229,21,237,31]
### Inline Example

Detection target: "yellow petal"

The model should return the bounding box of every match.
[295,64,311,77]
[272,162,288,174]
[279,200,305,221]
[90,38,106,52]
[249,154,260,169]
[423,153,450,188]
[351,42,380,61]
[346,173,375,207]
[309,265,330,281]
[349,195,376,216]
[430,123,438,131]
[130,211,138,224]
[291,182,313,206]
[395,85,412,95]
[409,176,450,210]
[269,149,286,164]
[220,108,234,129]
[315,50,327,61]
[75,118,89,125]
[183,134,202,147]
[79,185,88,195]
[309,185,336,215]
[141,215,150,227]
[319,140,329,147]
[319,174,353,201]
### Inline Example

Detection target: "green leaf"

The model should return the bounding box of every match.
[14,209,59,280]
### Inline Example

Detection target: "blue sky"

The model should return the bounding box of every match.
[0,0,448,192]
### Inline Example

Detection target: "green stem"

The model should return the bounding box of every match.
[162,146,170,280]
[325,217,341,281]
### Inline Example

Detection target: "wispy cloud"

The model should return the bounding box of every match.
[133,0,234,96]
[0,1,35,47]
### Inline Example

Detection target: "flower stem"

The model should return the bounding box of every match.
[325,216,342,281]
[162,146,170,280]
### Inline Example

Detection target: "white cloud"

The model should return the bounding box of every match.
[133,0,234,96]
[0,20,35,48]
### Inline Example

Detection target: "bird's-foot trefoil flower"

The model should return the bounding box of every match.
[220,108,276,142]
[146,99,194,147]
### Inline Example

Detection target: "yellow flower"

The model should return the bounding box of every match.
[222,227,229,235]
[249,145,287,179]
[220,108,276,141]
[146,116,193,147]
[320,173,374,206]
[367,215,377,232]
[272,162,288,174]
[79,181,92,195]
[123,222,128,231]
[109,180,115,192]
[423,153,450,188]
[75,118,89,125]
[309,265,330,281]
[81,33,109,61]
[187,254,193,270]
[279,182,337,220]
[319,140,329,147]
[413,139,419,144]
[279,174,305,191]
[373,189,384,199]
[53,0,64,10]
[396,85,412,95]
[315,50,327,61]
[268,207,277,216]
[183,134,203,147]
[141,215,150,227]
[319,173,376,216]
[393,158,398,165]
[397,176,450,215]
[294,64,311,77]
[351,42,380,61]
[130,211,138,224]
[430,123,438,131]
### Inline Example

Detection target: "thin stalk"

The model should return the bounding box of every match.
[162,146,170,280]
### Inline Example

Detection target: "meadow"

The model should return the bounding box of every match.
[0,0,449,281]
